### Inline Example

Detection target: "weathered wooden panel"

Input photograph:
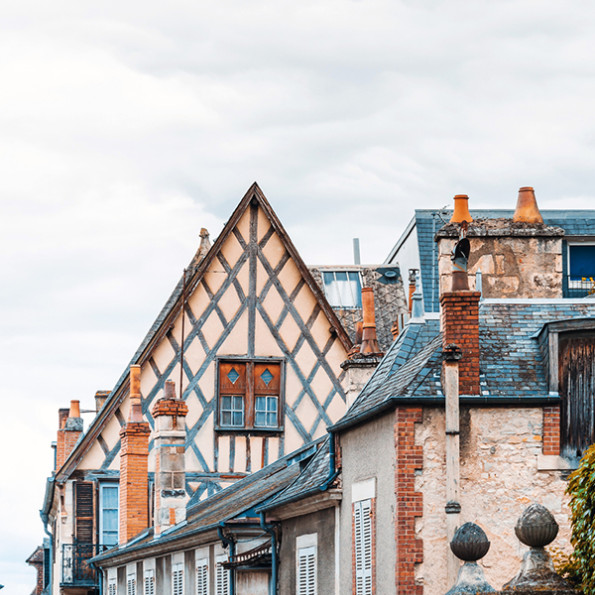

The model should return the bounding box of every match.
[560,332,595,457]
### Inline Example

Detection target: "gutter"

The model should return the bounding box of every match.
[217,524,236,595]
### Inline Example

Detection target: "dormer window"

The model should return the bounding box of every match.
[541,319,595,459]
[322,271,362,309]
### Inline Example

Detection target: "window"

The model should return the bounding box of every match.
[567,244,595,297]
[144,569,154,595]
[196,558,209,595]
[127,572,136,595]
[218,360,282,431]
[100,484,119,547]
[297,545,317,595]
[353,499,373,595]
[215,556,230,595]
[322,271,362,309]
[172,562,184,595]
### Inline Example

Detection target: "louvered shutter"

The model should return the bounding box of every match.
[354,499,373,595]
[144,569,154,595]
[127,573,136,595]
[75,482,94,544]
[108,581,117,595]
[196,558,209,595]
[215,557,230,595]
[297,546,317,595]
[172,562,184,595]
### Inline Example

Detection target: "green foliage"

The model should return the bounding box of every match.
[567,443,595,594]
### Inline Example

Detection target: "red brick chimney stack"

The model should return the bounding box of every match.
[119,365,151,544]
[152,379,189,536]
[55,401,83,470]
[441,196,481,396]
[360,287,382,355]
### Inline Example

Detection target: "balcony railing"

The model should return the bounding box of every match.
[565,276,595,298]
[62,542,109,587]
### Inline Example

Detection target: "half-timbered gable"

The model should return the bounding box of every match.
[57,183,352,501]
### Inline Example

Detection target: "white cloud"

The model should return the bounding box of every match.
[3,0,595,589]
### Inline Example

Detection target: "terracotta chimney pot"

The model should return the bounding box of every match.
[129,365,143,422]
[164,380,177,400]
[360,287,382,355]
[450,195,473,224]
[513,186,544,224]
[69,400,80,418]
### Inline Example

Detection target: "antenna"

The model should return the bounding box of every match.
[179,268,187,398]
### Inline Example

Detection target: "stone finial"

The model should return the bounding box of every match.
[446,522,495,595]
[503,504,577,594]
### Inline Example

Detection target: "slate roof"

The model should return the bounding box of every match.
[331,299,595,432]
[387,209,595,313]
[257,436,333,512]
[92,438,325,564]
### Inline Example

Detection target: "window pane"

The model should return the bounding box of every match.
[255,411,266,426]
[233,411,243,426]
[569,245,595,279]
[255,396,278,428]
[103,509,118,531]
[103,486,118,508]
[322,271,361,308]
[222,396,231,409]
[221,411,231,425]
[233,396,243,409]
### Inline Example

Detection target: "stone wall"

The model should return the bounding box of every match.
[436,220,563,299]
[416,406,571,595]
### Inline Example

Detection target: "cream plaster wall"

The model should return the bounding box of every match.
[417,407,571,595]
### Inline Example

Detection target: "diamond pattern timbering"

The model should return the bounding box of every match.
[101,201,347,482]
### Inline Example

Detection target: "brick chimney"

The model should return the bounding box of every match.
[119,365,151,544]
[152,380,189,536]
[55,401,83,470]
[440,198,481,396]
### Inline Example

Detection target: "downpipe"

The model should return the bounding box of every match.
[259,513,278,595]
[218,523,236,595]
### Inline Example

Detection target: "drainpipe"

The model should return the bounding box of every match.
[217,523,236,595]
[40,513,53,594]
[319,432,339,492]
[259,513,278,595]
[443,344,462,586]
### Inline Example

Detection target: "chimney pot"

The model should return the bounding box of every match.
[129,365,143,422]
[513,186,544,224]
[360,287,382,355]
[164,380,177,400]
[450,195,473,224]
[69,400,80,419]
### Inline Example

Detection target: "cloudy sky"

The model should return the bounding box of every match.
[2,0,595,590]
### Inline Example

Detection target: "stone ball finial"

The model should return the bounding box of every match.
[514,503,559,548]
[450,522,491,562]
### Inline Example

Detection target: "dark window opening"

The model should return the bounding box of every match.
[559,331,595,458]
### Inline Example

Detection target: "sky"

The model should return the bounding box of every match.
[2,0,595,590]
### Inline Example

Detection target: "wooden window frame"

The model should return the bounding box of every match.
[215,358,285,434]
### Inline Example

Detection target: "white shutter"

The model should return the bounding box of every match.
[144,569,154,595]
[127,573,136,595]
[172,562,184,595]
[354,499,373,595]
[297,545,317,595]
[215,556,230,595]
[109,582,117,595]
[196,558,209,595]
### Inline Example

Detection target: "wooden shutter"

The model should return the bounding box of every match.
[144,569,154,595]
[215,558,229,595]
[196,558,209,595]
[560,332,595,456]
[75,482,94,544]
[172,563,184,595]
[354,499,373,595]
[219,362,247,394]
[127,573,136,595]
[108,581,117,595]
[297,546,317,595]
